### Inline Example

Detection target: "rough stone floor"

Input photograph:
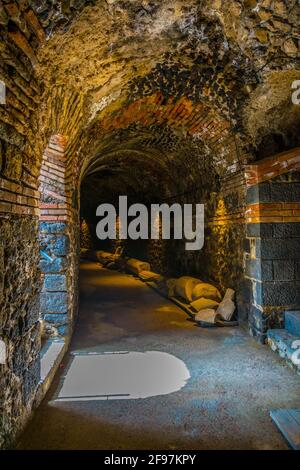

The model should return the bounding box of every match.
[17,261,300,450]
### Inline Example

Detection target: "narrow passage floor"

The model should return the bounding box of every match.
[17,261,300,450]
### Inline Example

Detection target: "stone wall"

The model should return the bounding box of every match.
[80,219,93,250]
[144,171,246,318]
[0,214,40,449]
[245,148,300,342]
[39,135,79,340]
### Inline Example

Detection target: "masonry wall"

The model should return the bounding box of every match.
[39,135,80,340]
[0,4,43,444]
[145,170,247,320]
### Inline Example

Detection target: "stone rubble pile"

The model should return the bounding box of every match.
[88,251,237,327]
[167,276,236,326]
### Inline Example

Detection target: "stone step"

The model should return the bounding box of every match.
[270,409,300,450]
[285,310,300,337]
[267,329,300,374]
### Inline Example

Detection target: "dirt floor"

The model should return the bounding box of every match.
[16,261,300,450]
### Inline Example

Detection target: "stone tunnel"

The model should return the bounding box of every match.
[1,0,300,451]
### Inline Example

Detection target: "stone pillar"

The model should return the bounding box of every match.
[245,149,300,343]
[39,135,77,340]
[39,222,70,337]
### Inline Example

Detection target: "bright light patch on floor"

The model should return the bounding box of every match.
[55,351,190,401]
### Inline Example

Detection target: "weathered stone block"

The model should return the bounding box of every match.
[43,274,67,292]
[40,234,69,256]
[43,313,68,326]
[39,256,67,273]
[262,281,300,306]
[285,311,300,337]
[258,182,271,203]
[272,223,300,239]
[267,329,300,373]
[273,260,295,281]
[39,222,67,234]
[40,292,68,314]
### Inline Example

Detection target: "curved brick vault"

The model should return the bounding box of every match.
[0,0,300,448]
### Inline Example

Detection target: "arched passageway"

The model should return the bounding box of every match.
[0,0,300,450]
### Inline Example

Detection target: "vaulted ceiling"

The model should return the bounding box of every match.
[1,0,300,200]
